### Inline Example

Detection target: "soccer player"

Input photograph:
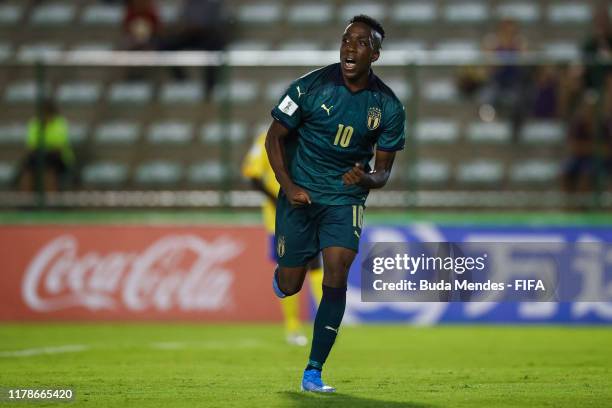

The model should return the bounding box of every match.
[265,15,405,392]
[241,131,323,346]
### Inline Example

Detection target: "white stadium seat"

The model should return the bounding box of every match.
[457,160,504,184]
[0,4,22,25]
[520,121,564,144]
[68,122,89,145]
[82,162,128,185]
[188,161,225,184]
[135,161,183,184]
[0,123,26,144]
[0,161,16,185]
[212,80,258,103]
[496,2,540,23]
[108,82,153,104]
[81,4,123,26]
[30,3,76,25]
[3,81,36,103]
[548,3,591,24]
[147,121,193,145]
[510,160,559,183]
[543,42,580,60]
[443,2,488,23]
[17,43,63,62]
[94,121,140,144]
[0,43,12,62]
[57,81,102,104]
[200,122,246,144]
[160,81,203,104]
[237,3,282,24]
[422,79,458,102]
[287,4,333,25]
[466,121,512,144]
[391,3,437,24]
[412,160,451,184]
[338,3,386,22]
[416,119,459,143]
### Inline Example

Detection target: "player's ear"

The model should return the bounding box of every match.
[371,51,380,63]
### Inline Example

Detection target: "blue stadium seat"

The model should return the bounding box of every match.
[82,161,128,186]
[391,3,437,24]
[94,121,140,144]
[466,121,512,144]
[159,81,203,104]
[412,160,451,184]
[457,160,504,184]
[212,80,258,103]
[188,161,224,184]
[496,2,540,23]
[520,121,564,145]
[238,3,282,24]
[108,82,153,104]
[17,43,63,62]
[416,119,459,143]
[80,4,123,26]
[287,4,333,25]
[135,160,183,185]
[57,81,102,105]
[422,79,458,102]
[3,81,36,103]
[147,121,193,145]
[338,3,386,22]
[30,3,76,25]
[0,3,22,25]
[200,122,246,144]
[548,2,591,24]
[0,123,26,144]
[510,160,559,183]
[443,2,488,23]
[0,161,16,185]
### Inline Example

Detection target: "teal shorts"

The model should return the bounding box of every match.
[275,191,364,267]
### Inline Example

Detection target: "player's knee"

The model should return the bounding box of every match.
[278,266,307,296]
[280,281,303,296]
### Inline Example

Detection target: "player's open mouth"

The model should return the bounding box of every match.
[343,57,357,71]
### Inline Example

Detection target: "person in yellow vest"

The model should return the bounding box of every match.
[19,99,74,192]
[242,131,323,346]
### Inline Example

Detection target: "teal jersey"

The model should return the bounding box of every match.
[271,63,405,205]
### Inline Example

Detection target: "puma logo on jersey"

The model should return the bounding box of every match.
[325,325,338,333]
[354,230,360,239]
[296,86,306,98]
[321,104,333,116]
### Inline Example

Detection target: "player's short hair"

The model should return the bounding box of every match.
[349,14,385,52]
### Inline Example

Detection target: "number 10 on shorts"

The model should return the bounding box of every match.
[352,205,364,229]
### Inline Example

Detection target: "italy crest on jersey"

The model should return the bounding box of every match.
[367,107,382,130]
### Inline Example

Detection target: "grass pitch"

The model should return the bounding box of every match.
[0,324,610,407]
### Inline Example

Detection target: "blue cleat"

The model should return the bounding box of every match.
[301,369,336,393]
[272,267,286,299]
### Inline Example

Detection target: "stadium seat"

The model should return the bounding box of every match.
[108,82,154,105]
[548,3,591,24]
[416,119,459,143]
[237,3,282,24]
[159,3,180,24]
[422,79,457,102]
[543,42,580,60]
[265,79,292,101]
[278,40,322,51]
[0,43,12,62]
[287,4,333,25]
[159,81,203,104]
[510,160,559,183]
[200,122,246,144]
[443,2,488,23]
[17,43,63,62]
[382,40,427,52]
[82,161,128,185]
[30,3,76,25]
[57,81,102,105]
[212,80,258,103]
[412,159,451,184]
[520,121,564,144]
[188,161,225,184]
[3,81,36,103]
[94,121,140,144]
[80,4,123,26]
[457,160,504,184]
[147,121,193,145]
[496,2,540,23]
[68,122,89,145]
[0,161,16,185]
[0,123,26,144]
[382,78,412,102]
[227,40,271,51]
[0,3,23,25]
[70,42,114,52]
[390,3,437,24]
[435,40,480,52]
[466,121,512,144]
[135,160,183,185]
[338,3,386,22]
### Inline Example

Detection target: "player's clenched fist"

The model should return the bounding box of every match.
[286,184,312,206]
[342,162,365,185]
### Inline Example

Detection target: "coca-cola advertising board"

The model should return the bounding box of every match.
[0,226,282,321]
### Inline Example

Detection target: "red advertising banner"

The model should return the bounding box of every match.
[0,225,282,321]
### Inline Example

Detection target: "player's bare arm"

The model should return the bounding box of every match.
[342,150,396,188]
[264,120,311,206]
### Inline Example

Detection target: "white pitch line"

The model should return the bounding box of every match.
[0,344,89,358]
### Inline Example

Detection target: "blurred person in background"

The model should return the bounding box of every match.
[581,3,612,93]
[18,99,74,192]
[157,0,231,99]
[526,65,561,119]
[563,92,598,194]
[122,0,161,51]
[242,131,324,346]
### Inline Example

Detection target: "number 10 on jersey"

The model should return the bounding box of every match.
[334,124,354,147]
